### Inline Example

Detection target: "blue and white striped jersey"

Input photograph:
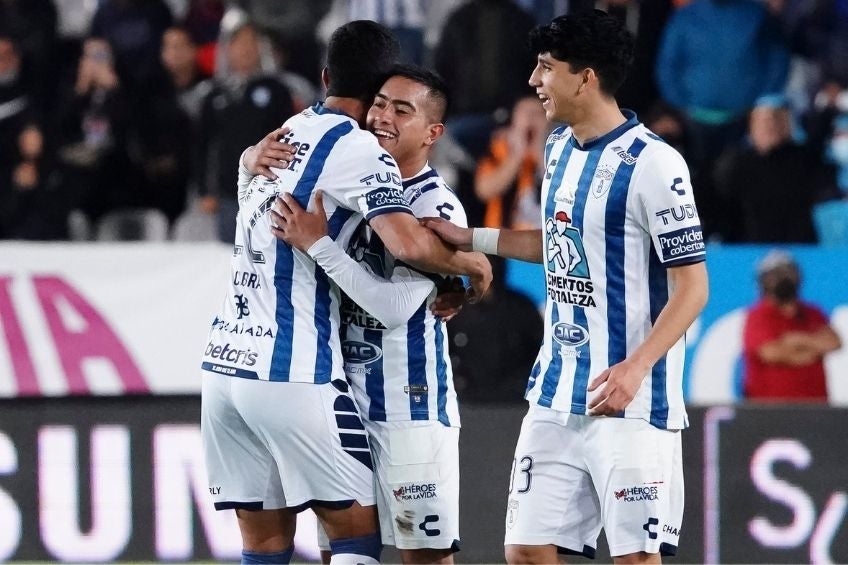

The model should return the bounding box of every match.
[340,165,464,426]
[527,110,705,430]
[201,103,412,383]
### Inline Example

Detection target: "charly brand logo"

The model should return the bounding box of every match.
[553,321,589,347]
[341,340,383,364]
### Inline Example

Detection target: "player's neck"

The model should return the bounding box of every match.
[399,154,428,180]
[569,99,627,147]
[324,96,368,125]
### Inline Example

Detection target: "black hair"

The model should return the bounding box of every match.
[326,20,400,103]
[527,10,634,97]
[385,63,451,122]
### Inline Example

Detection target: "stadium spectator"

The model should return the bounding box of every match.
[433,0,537,158]
[743,250,842,402]
[159,25,209,120]
[426,11,708,563]
[714,95,837,242]
[90,0,173,89]
[475,96,549,229]
[233,0,330,89]
[656,0,790,239]
[0,0,58,113]
[195,16,293,242]
[53,37,134,229]
[601,0,675,116]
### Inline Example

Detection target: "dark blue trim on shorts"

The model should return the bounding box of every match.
[287,498,356,514]
[660,542,678,556]
[557,544,596,559]
[339,432,369,449]
[214,500,264,511]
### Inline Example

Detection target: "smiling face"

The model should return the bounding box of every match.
[366,75,444,175]
[528,52,587,124]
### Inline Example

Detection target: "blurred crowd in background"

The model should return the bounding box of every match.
[4,0,848,245]
[2,0,848,399]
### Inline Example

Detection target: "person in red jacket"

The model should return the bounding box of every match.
[743,250,842,402]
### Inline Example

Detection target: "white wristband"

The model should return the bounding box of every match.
[472,227,500,255]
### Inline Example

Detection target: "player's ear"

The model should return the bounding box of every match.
[321,67,330,90]
[577,68,594,94]
[425,123,445,146]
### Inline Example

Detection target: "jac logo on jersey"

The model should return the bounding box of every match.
[342,340,383,364]
[359,171,402,187]
[658,226,705,262]
[553,321,589,347]
[365,187,407,210]
[655,204,698,226]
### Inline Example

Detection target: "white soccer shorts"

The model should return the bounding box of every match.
[201,371,375,511]
[318,420,460,551]
[503,404,683,558]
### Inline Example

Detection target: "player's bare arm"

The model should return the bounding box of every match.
[423,217,544,264]
[587,261,709,416]
[367,212,492,303]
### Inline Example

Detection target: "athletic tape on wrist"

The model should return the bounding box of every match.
[472,227,500,255]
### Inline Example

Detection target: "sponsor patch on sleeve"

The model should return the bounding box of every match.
[657,225,705,263]
[364,187,411,215]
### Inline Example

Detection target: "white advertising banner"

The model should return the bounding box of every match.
[0,243,233,397]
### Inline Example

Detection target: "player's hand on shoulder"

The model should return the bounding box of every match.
[586,358,648,416]
[421,217,474,251]
[244,126,296,180]
[270,190,329,252]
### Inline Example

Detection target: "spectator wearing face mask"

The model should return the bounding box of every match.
[742,250,842,403]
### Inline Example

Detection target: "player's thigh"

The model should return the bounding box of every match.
[585,417,683,558]
[201,371,284,509]
[232,379,376,509]
[370,421,460,551]
[504,406,602,558]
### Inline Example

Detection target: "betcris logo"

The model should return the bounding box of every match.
[553,322,589,347]
[658,226,705,262]
[365,187,408,211]
[342,340,383,364]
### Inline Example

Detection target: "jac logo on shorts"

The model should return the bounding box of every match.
[614,485,660,502]
[393,483,437,501]
[657,226,705,262]
[365,187,408,211]
[342,340,383,364]
[553,321,589,347]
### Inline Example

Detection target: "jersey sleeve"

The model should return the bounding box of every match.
[320,133,413,221]
[409,186,468,228]
[307,236,434,328]
[633,146,705,266]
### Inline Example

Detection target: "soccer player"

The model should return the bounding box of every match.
[200,22,490,565]
[424,11,709,565]
[271,65,470,565]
